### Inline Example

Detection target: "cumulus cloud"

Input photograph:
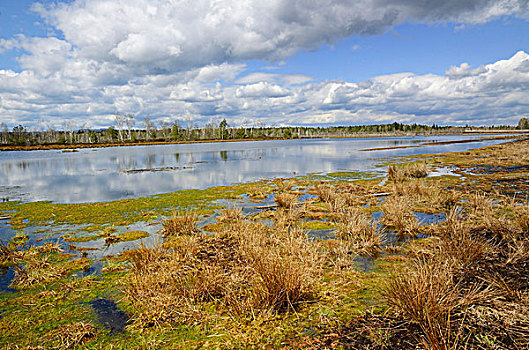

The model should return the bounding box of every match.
[236,82,291,98]
[1,1,529,127]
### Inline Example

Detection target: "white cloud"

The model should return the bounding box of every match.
[236,82,291,98]
[1,1,529,127]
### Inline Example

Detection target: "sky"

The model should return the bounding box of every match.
[1,0,529,129]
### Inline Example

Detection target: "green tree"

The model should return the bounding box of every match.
[219,119,228,140]
[517,117,529,130]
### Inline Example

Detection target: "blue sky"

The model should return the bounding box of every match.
[1,1,529,128]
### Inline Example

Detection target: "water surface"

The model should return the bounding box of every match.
[0,135,513,203]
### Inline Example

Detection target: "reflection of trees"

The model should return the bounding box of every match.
[220,151,228,161]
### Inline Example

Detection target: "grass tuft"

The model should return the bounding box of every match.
[160,211,200,237]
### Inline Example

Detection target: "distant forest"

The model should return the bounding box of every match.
[0,115,524,146]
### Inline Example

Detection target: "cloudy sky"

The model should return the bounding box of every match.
[1,0,529,129]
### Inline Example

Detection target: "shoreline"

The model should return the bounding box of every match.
[0,130,524,152]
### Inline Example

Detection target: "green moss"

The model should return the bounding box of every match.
[301,220,336,230]
[116,230,149,242]
[65,234,101,243]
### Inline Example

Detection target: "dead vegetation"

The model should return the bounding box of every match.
[381,195,420,236]
[124,218,324,330]
[388,162,429,182]
[336,210,383,256]
[47,322,96,349]
[160,211,200,237]
[385,200,529,349]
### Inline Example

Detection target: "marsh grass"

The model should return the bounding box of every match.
[274,193,299,209]
[388,162,429,182]
[217,207,244,225]
[125,219,324,330]
[161,211,200,237]
[47,321,96,349]
[275,179,296,193]
[315,184,337,203]
[12,255,90,289]
[336,210,382,256]
[381,195,420,236]
[385,257,491,350]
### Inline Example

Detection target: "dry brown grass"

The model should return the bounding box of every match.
[381,195,420,236]
[47,321,96,349]
[274,193,299,209]
[468,192,494,217]
[275,179,296,192]
[336,210,382,256]
[12,256,68,288]
[124,219,324,329]
[273,206,304,230]
[514,204,529,233]
[388,163,429,182]
[240,226,323,311]
[217,207,244,226]
[160,211,199,237]
[385,257,492,350]
[315,184,337,203]
[434,208,490,267]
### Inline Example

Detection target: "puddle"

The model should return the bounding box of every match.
[90,298,128,334]
[0,266,16,293]
[429,166,462,177]
[415,212,446,225]
[353,255,376,272]
[306,228,335,240]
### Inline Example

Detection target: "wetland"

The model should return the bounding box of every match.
[1,134,528,349]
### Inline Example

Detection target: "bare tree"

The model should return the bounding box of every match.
[125,114,135,140]
[144,116,152,141]
[114,113,125,142]
[0,122,8,144]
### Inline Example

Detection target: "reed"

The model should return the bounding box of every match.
[160,211,199,237]
[336,210,382,256]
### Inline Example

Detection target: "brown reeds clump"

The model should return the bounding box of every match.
[217,207,244,225]
[381,195,419,236]
[239,226,323,312]
[275,179,296,193]
[160,211,199,237]
[124,220,324,329]
[11,256,68,288]
[388,163,429,182]
[47,322,96,349]
[274,193,299,209]
[385,257,491,350]
[336,210,382,256]
[315,184,337,203]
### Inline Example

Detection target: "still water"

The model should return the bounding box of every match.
[0,135,513,203]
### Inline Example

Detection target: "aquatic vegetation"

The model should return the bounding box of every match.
[336,210,382,256]
[274,192,298,208]
[388,162,429,182]
[160,211,200,237]
[381,195,420,236]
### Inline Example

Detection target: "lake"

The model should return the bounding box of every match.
[0,135,514,203]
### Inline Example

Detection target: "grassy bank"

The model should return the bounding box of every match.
[1,140,528,349]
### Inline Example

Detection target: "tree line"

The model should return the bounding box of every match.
[0,115,523,146]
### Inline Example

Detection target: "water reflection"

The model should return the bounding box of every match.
[0,135,513,203]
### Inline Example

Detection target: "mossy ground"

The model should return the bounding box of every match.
[1,139,528,348]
